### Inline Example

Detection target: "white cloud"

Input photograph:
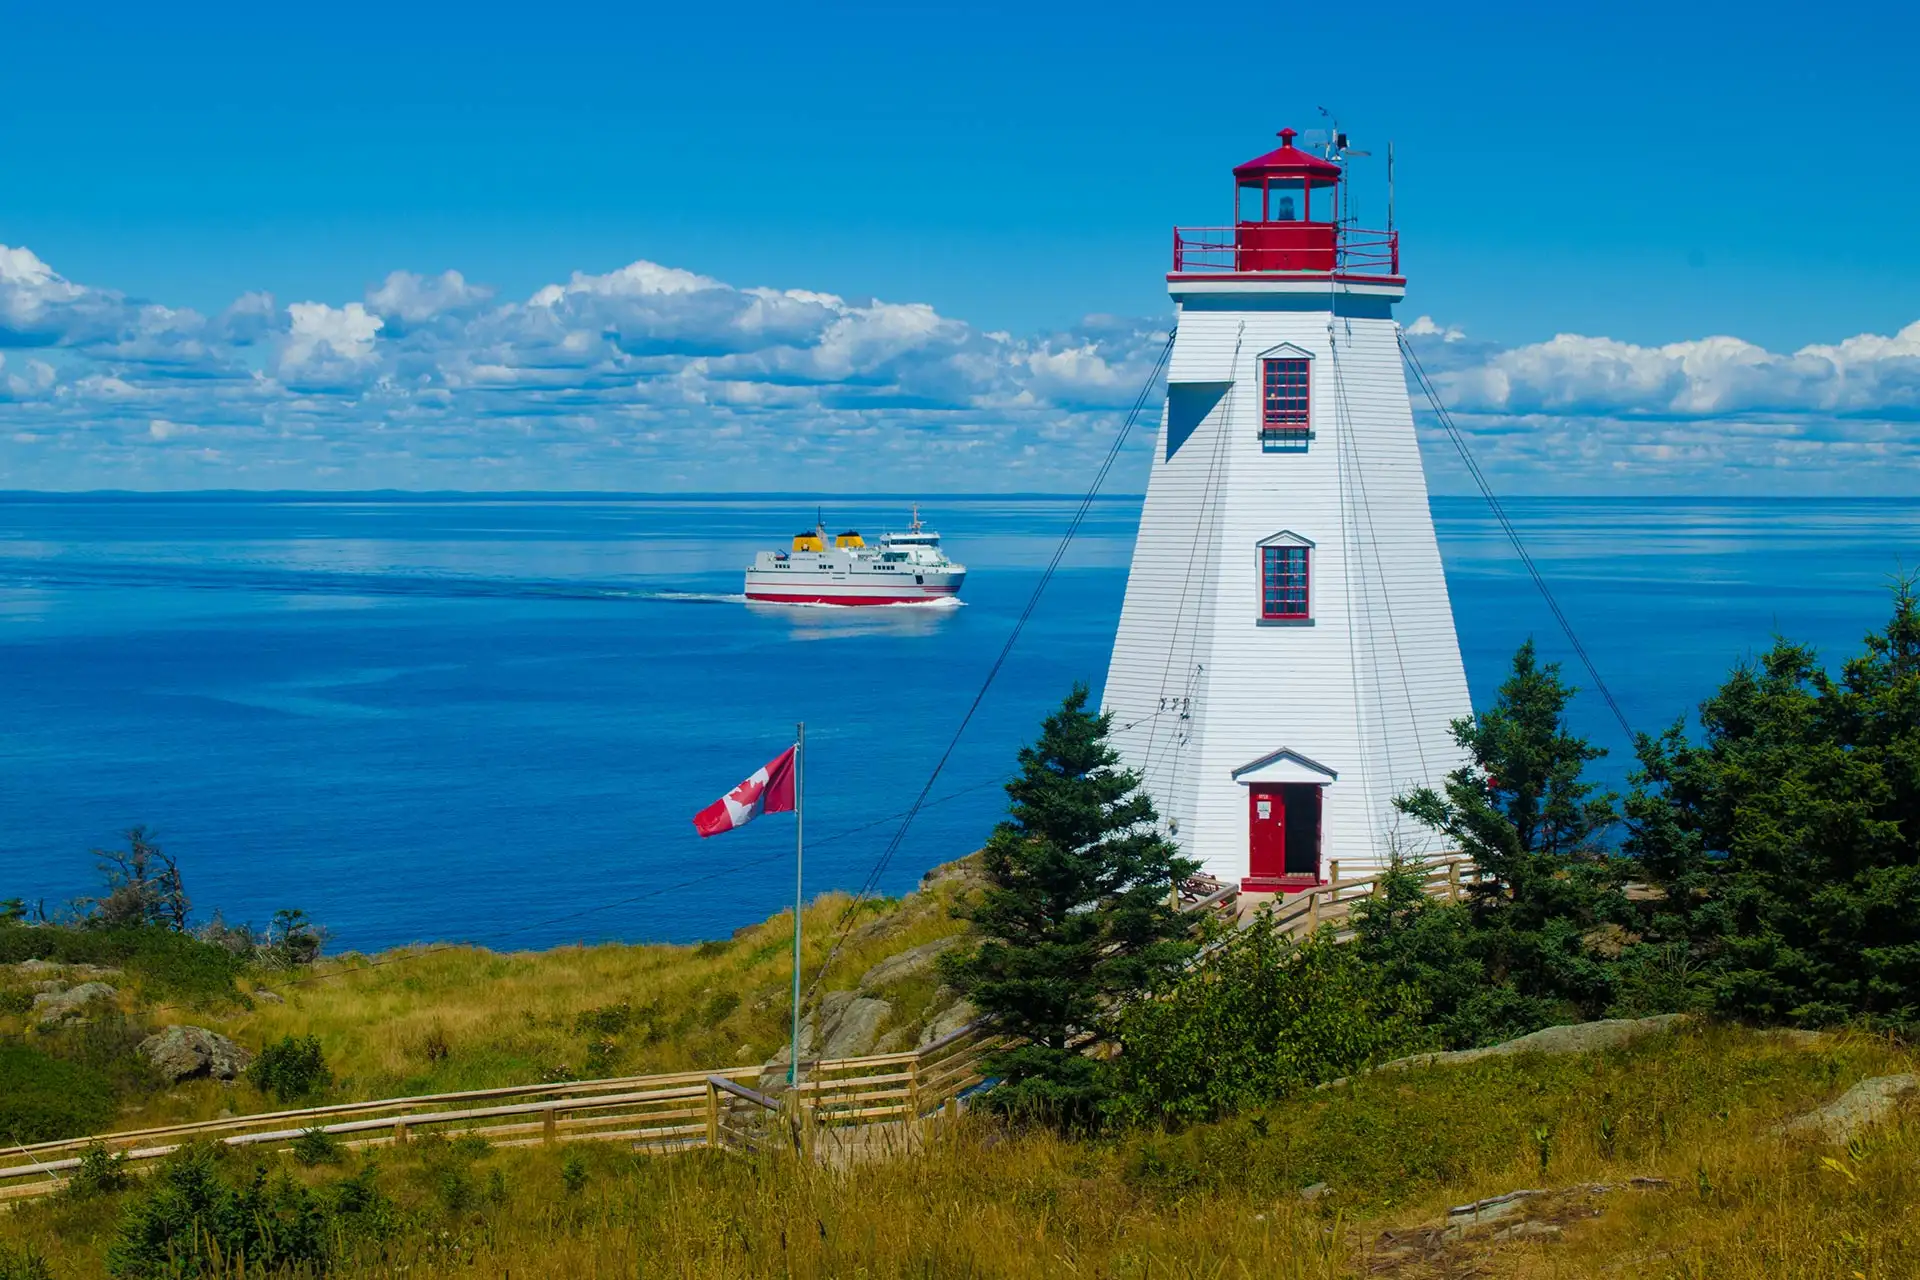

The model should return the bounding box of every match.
[1405,315,1465,342]
[1441,323,1920,419]
[2,242,1916,493]
[367,270,492,326]
[282,301,384,369]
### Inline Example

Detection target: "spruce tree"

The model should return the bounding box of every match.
[1625,581,1920,1027]
[1393,640,1622,1040]
[943,684,1198,1124]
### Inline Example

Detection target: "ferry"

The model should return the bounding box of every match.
[744,508,966,605]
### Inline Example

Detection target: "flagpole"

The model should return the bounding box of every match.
[789,721,805,1087]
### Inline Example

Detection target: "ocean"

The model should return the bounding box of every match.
[1,494,1914,952]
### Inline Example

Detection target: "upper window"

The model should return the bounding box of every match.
[1261,544,1310,620]
[1261,357,1311,452]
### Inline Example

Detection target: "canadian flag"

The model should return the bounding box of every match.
[693,745,798,837]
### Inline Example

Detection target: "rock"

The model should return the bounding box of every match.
[1299,1182,1330,1203]
[253,988,285,1005]
[1367,1015,1689,1078]
[32,981,116,1025]
[1447,1188,1548,1230]
[1778,1074,1919,1144]
[138,1026,255,1082]
[1754,1028,1828,1048]
[821,996,891,1059]
[918,994,978,1046]
[1494,1220,1563,1242]
[11,960,120,980]
[858,937,959,992]
[758,990,894,1087]
[918,855,986,893]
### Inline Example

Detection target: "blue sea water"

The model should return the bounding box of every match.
[1,494,1915,953]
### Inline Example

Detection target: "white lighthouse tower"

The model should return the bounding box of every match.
[1103,127,1472,893]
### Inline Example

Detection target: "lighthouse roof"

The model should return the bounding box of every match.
[1233,128,1342,185]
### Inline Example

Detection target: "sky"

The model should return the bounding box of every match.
[2,0,1917,494]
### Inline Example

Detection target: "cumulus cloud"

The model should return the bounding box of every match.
[1405,315,1465,343]
[1405,318,1920,491]
[1,239,1915,492]
[1439,324,1920,420]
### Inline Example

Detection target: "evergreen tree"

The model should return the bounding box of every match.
[943,684,1198,1124]
[1391,641,1623,1040]
[1625,582,1920,1027]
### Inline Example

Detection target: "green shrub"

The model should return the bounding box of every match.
[68,1142,132,1198]
[1108,927,1431,1126]
[291,1126,344,1166]
[0,1241,53,1280]
[0,988,31,1017]
[700,990,740,1024]
[0,924,243,1003]
[107,1143,329,1278]
[0,1043,117,1143]
[560,1150,588,1195]
[573,1001,633,1036]
[249,1035,332,1103]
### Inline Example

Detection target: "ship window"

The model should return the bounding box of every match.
[1260,545,1309,620]
[1261,357,1311,452]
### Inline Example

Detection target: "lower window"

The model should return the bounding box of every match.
[1261,545,1309,620]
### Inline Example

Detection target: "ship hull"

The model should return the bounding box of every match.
[744,571,964,605]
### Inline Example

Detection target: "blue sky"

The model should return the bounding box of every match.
[3,0,1917,493]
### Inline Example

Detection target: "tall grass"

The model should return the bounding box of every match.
[25,879,976,1131]
[5,1023,1914,1278]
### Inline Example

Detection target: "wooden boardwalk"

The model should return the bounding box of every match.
[2,857,1475,1202]
[0,1021,1004,1202]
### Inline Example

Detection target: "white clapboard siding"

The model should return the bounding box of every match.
[1104,283,1473,884]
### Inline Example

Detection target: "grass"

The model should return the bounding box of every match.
[1,862,982,1134]
[2,1021,1915,1277]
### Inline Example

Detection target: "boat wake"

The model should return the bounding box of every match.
[0,557,744,606]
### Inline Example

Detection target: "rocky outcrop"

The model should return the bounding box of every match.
[138,1026,255,1082]
[1777,1074,1918,1144]
[1400,1015,1688,1071]
[918,991,978,1046]
[1328,1015,1689,1087]
[32,981,117,1026]
[760,990,894,1088]
[858,937,959,991]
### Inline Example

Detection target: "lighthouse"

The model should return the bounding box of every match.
[1102,127,1472,893]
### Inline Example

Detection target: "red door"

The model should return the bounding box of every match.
[1246,784,1323,890]
[1247,786,1287,885]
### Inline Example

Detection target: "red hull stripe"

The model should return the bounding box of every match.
[745,591,958,606]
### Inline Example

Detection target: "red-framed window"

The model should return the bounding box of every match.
[1261,357,1311,452]
[1261,545,1310,620]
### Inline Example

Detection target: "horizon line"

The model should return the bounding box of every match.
[0,489,1908,504]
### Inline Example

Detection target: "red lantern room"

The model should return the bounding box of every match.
[1171,127,1399,280]
[1232,128,1343,272]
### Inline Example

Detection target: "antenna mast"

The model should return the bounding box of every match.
[1387,142,1396,235]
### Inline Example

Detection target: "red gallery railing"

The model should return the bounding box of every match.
[1172,226,1400,277]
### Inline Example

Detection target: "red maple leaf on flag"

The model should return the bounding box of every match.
[693,745,798,838]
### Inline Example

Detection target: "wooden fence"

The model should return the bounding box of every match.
[0,1021,1002,1202]
[1,858,1473,1202]
[1177,853,1486,943]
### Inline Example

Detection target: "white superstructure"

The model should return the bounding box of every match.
[1101,126,1472,893]
[744,509,966,605]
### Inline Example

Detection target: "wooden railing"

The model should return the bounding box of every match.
[0,1021,1001,1202]
[1,864,1474,1200]
[1177,853,1485,944]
